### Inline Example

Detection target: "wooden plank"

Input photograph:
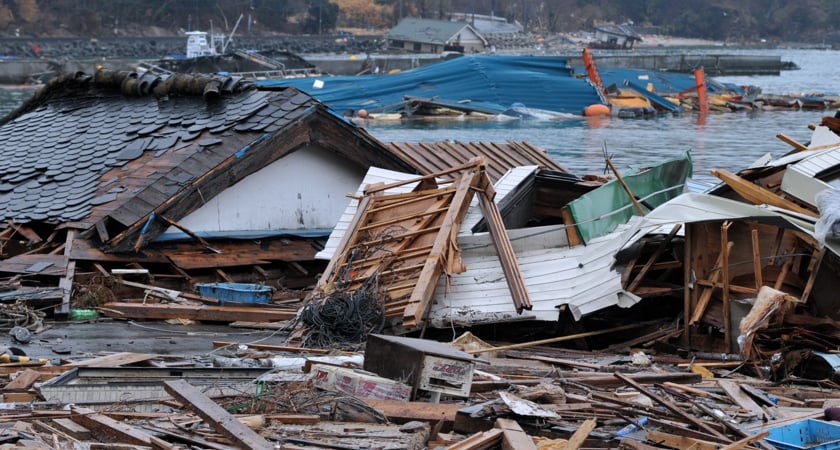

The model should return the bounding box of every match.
[494,419,537,450]
[476,173,533,312]
[446,428,504,450]
[51,418,93,441]
[212,341,333,355]
[711,168,818,217]
[718,379,767,419]
[4,369,41,390]
[363,399,461,424]
[70,407,167,447]
[163,379,273,450]
[560,206,582,246]
[722,221,732,354]
[66,352,160,368]
[565,418,597,450]
[100,302,297,322]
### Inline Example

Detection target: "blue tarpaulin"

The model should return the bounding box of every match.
[257,55,606,115]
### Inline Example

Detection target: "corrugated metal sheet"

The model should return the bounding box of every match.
[428,218,643,324]
[386,141,569,183]
[257,55,606,115]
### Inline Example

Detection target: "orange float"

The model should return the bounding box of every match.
[584,104,610,116]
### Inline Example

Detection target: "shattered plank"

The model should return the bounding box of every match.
[627,224,682,292]
[163,379,274,450]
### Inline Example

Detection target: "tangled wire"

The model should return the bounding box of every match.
[0,302,45,332]
[298,274,386,350]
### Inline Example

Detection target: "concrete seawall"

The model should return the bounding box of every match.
[0,51,787,84]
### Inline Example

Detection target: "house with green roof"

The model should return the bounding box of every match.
[386,17,487,53]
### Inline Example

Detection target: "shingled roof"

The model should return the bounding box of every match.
[0,70,411,253]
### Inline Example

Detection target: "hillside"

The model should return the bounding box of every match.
[0,0,836,46]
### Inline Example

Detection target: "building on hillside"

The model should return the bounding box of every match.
[386,17,488,53]
[593,23,643,49]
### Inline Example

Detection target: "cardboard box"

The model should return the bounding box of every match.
[311,364,411,401]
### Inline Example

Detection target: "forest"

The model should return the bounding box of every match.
[1,0,838,44]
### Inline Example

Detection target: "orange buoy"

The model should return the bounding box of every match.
[584,104,610,116]
[358,109,368,118]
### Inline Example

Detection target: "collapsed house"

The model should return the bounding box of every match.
[0,70,422,317]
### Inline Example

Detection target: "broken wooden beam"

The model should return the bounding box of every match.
[163,379,274,450]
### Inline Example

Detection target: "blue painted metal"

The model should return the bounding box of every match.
[257,55,605,115]
[623,79,684,112]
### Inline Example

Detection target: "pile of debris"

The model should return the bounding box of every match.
[0,69,839,448]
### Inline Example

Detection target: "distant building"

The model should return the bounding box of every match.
[446,13,522,35]
[593,23,643,49]
[386,17,488,53]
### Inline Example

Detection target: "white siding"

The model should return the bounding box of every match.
[164,145,366,235]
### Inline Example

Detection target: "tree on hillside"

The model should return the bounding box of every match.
[334,0,390,29]
[15,0,37,22]
[303,0,339,34]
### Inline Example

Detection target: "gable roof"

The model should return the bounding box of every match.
[386,17,487,46]
[0,70,413,253]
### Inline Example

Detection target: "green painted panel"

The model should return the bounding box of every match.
[567,151,693,243]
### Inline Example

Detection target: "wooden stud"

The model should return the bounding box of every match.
[690,241,734,325]
[751,228,763,290]
[628,224,682,292]
[721,221,732,354]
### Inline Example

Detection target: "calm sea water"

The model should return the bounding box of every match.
[365,48,840,183]
[0,49,837,183]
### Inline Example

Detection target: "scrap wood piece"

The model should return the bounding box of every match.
[564,418,597,450]
[710,168,818,217]
[100,302,296,322]
[163,379,274,450]
[494,418,537,450]
[70,407,176,448]
[444,428,504,450]
[613,372,730,441]
[66,352,161,368]
[717,380,768,420]
[363,399,461,424]
[4,368,42,390]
